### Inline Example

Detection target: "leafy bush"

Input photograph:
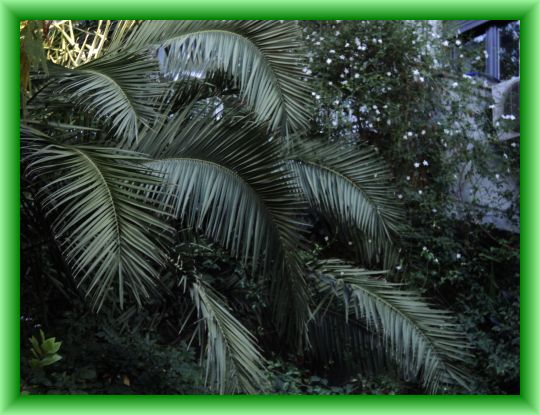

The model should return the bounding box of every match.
[21,312,204,394]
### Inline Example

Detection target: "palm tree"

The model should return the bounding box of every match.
[21,20,471,394]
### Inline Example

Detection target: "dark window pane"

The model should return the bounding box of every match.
[461,33,487,75]
[499,21,520,79]
[503,80,520,128]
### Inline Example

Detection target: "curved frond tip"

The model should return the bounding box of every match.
[190,280,269,394]
[115,20,312,136]
[311,259,472,393]
[288,139,404,266]
[22,125,172,309]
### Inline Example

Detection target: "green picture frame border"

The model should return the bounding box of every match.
[2,2,537,413]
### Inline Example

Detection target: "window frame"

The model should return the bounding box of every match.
[453,20,519,82]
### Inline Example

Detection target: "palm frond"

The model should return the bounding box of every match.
[145,114,310,345]
[310,259,472,393]
[308,311,391,376]
[47,51,169,144]
[288,139,404,266]
[21,125,172,310]
[112,20,312,136]
[190,279,269,394]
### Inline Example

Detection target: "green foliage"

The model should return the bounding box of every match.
[21,312,203,395]
[20,20,492,395]
[28,330,62,368]
[310,259,471,393]
[300,20,519,394]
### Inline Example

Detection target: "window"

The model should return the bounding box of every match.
[445,20,520,81]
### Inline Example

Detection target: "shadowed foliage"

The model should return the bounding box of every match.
[21,20,472,394]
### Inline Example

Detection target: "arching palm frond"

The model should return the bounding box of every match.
[190,279,269,394]
[112,20,312,136]
[308,311,391,376]
[310,259,471,393]
[145,115,310,346]
[47,51,169,144]
[21,125,172,310]
[288,139,404,266]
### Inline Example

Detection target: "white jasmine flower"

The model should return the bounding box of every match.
[419,76,424,82]
[414,162,420,168]
[386,71,391,76]
[442,40,449,46]
[495,174,500,179]
[324,236,329,241]
[396,265,402,271]
[406,176,411,181]
[421,130,426,135]
[348,241,353,246]
[423,246,428,251]
[455,39,462,46]
[452,82,459,88]
[418,190,423,195]
[354,73,360,78]
[326,58,332,64]
[456,253,462,259]
[412,69,420,76]
[329,49,336,54]
[422,160,429,166]
[315,95,320,100]
[397,194,403,199]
